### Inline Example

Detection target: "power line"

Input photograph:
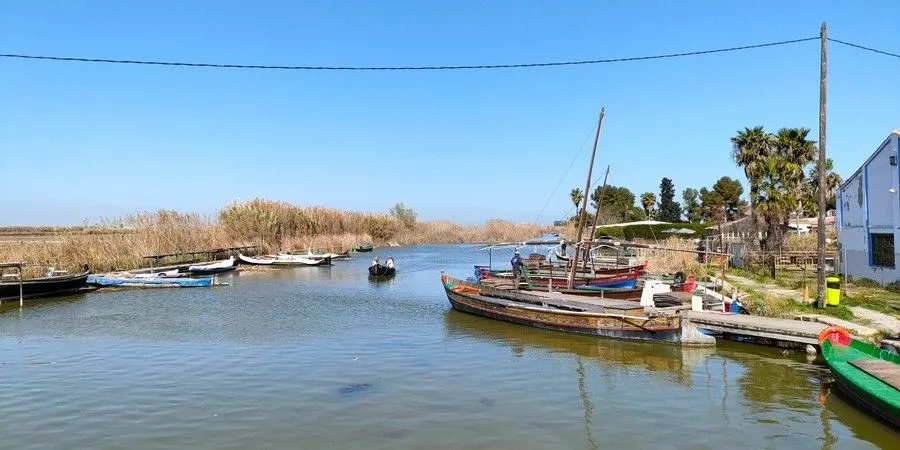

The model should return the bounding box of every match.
[532,122,598,224]
[0,37,818,71]
[827,38,900,59]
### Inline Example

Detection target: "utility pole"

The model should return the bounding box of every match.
[568,108,605,289]
[817,22,827,308]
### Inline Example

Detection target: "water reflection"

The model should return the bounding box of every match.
[443,309,715,387]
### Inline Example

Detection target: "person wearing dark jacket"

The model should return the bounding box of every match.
[511,250,524,291]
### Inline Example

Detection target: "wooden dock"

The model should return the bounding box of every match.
[685,311,828,346]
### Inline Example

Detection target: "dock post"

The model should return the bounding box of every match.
[19,266,24,307]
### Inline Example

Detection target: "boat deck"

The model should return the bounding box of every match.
[848,359,900,391]
[527,291,644,311]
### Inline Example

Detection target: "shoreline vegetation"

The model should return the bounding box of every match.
[0,199,557,276]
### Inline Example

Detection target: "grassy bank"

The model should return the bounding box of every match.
[726,267,900,326]
[0,200,555,275]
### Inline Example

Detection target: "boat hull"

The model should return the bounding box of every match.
[442,275,682,344]
[368,265,396,277]
[820,330,900,430]
[0,270,90,302]
[188,257,237,275]
[238,254,331,266]
[87,275,214,288]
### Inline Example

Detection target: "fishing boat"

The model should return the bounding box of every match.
[478,268,640,289]
[487,262,647,278]
[187,256,238,275]
[819,326,900,429]
[286,250,351,261]
[368,264,396,278]
[238,253,332,266]
[354,244,374,253]
[440,273,689,344]
[522,285,643,301]
[87,274,218,288]
[0,265,91,303]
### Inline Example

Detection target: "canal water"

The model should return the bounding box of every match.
[0,244,896,449]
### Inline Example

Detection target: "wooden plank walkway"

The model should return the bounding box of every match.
[685,311,828,346]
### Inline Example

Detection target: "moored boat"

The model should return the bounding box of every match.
[819,326,900,429]
[286,250,351,261]
[354,244,374,253]
[87,274,217,288]
[440,273,686,344]
[188,256,238,275]
[0,265,91,303]
[238,253,332,266]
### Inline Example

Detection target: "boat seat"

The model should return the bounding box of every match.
[848,359,900,391]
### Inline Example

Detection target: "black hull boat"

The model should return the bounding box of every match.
[368,264,396,278]
[0,268,91,303]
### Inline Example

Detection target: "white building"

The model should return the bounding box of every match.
[837,130,900,284]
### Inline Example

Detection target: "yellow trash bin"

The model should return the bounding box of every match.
[825,276,841,306]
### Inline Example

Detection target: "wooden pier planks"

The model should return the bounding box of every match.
[686,311,828,345]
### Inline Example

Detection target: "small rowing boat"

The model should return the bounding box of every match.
[238,253,331,266]
[188,256,238,275]
[819,326,900,429]
[0,265,90,303]
[87,275,218,288]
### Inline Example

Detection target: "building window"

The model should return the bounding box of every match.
[871,233,895,267]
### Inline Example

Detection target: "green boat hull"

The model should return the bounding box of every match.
[820,331,900,429]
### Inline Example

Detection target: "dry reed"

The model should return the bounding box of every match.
[633,237,704,276]
[0,200,557,274]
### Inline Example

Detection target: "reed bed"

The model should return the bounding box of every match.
[394,219,556,244]
[633,237,704,276]
[0,200,556,274]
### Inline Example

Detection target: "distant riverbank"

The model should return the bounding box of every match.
[0,199,557,275]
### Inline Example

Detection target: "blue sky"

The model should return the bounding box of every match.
[1,1,898,225]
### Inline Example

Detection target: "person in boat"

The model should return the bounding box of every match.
[511,250,523,291]
[371,257,380,267]
[385,257,394,269]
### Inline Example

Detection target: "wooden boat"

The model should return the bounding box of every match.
[354,244,374,253]
[819,326,900,429]
[440,273,684,344]
[522,285,643,300]
[368,264,396,278]
[286,250,351,261]
[87,274,217,288]
[187,256,238,275]
[0,266,90,302]
[477,262,646,280]
[238,253,331,266]
[132,269,182,278]
[480,269,639,289]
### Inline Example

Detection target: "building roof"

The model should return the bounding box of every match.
[595,220,670,228]
[839,130,900,192]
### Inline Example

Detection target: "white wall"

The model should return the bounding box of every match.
[838,133,900,284]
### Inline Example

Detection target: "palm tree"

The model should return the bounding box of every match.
[570,188,584,210]
[773,127,817,167]
[731,126,772,250]
[640,192,657,219]
[731,126,772,205]
[755,155,803,276]
[772,128,817,229]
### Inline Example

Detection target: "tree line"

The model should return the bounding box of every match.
[562,126,842,253]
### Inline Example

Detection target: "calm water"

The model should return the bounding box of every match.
[1,244,897,449]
